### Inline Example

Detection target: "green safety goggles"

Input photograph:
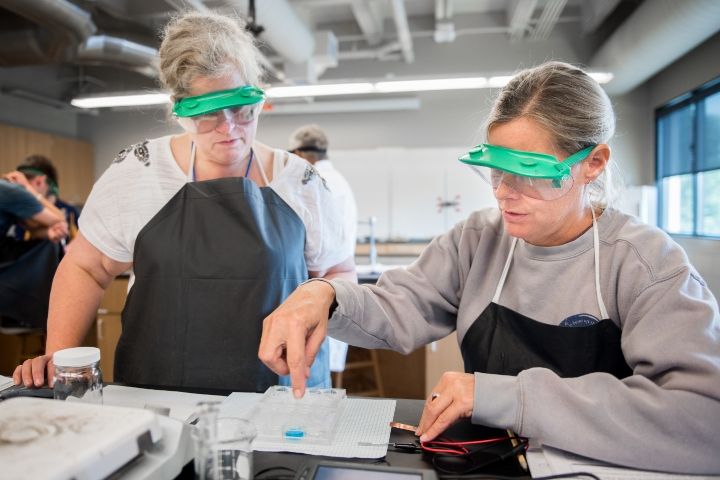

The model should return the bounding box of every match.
[459,144,595,200]
[173,86,266,133]
[17,167,59,197]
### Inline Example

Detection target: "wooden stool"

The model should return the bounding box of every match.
[332,346,384,397]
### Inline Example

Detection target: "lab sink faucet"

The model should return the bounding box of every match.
[358,216,378,273]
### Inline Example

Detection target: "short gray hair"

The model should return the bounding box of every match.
[158,11,264,98]
[485,61,622,207]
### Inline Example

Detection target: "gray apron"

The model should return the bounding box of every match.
[461,209,632,378]
[115,147,311,392]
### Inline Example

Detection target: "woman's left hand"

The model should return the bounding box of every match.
[416,372,475,442]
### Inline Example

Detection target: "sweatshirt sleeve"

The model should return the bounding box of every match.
[328,221,467,353]
[472,265,720,474]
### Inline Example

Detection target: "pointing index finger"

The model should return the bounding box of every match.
[287,321,309,398]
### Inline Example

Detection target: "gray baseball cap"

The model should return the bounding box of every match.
[288,124,328,153]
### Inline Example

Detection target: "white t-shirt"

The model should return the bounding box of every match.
[79,135,349,272]
[313,159,357,255]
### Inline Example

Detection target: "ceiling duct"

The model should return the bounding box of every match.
[0,29,62,65]
[0,0,159,77]
[590,0,720,96]
[78,36,159,78]
[228,0,315,63]
[0,0,96,43]
[0,0,96,63]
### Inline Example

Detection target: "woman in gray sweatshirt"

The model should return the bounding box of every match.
[259,61,720,474]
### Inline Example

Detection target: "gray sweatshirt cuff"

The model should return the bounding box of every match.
[325,279,358,334]
[471,372,522,431]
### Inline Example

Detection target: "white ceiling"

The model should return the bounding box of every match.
[7,0,717,112]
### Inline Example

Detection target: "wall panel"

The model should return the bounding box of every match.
[0,123,94,205]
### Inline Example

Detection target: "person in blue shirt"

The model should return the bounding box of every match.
[1,169,67,328]
[13,155,78,246]
[1,170,66,256]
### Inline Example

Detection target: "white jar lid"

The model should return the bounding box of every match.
[53,347,100,367]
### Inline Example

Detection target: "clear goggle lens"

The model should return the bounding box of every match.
[473,167,575,200]
[176,102,263,133]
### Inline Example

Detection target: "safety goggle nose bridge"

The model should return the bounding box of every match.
[489,171,532,199]
[214,108,238,129]
[470,166,576,201]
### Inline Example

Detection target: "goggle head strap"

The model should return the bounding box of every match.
[17,166,59,196]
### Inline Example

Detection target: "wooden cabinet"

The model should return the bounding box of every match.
[0,330,45,376]
[424,333,464,397]
[339,335,464,400]
[0,277,128,378]
[95,277,129,382]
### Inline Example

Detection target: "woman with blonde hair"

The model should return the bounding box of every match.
[259,61,720,473]
[15,11,355,392]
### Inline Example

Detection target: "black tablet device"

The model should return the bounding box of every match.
[296,460,438,480]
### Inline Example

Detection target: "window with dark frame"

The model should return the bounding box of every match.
[656,77,720,238]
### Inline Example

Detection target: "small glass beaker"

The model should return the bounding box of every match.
[193,401,257,480]
[52,347,103,404]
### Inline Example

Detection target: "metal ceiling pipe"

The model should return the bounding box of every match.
[390,0,414,63]
[507,0,537,42]
[434,0,456,43]
[338,41,403,61]
[77,35,159,78]
[351,0,384,46]
[590,0,720,96]
[528,0,566,42]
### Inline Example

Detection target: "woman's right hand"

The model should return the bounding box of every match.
[13,354,54,388]
[259,280,336,398]
[47,221,69,243]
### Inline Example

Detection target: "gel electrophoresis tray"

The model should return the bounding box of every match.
[250,386,346,445]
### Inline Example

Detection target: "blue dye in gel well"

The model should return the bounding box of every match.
[284,427,306,440]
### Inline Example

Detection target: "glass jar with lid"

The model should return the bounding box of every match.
[53,347,103,404]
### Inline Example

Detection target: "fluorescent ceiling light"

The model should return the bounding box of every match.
[589,72,614,84]
[488,76,515,88]
[264,98,420,115]
[375,77,487,92]
[266,73,613,99]
[488,72,614,89]
[71,72,615,108]
[71,92,169,108]
[266,83,374,98]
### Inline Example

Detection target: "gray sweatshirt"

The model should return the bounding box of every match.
[328,207,720,474]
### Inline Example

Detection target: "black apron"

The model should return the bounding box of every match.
[115,148,309,392]
[461,211,632,379]
[0,239,60,329]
